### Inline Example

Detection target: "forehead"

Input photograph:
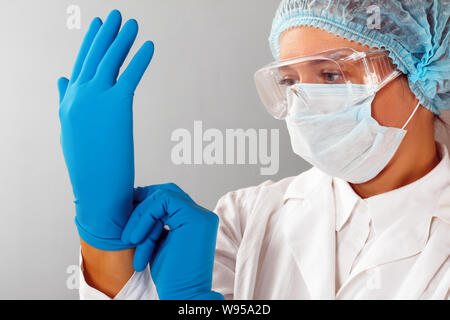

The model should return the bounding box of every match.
[279,26,374,60]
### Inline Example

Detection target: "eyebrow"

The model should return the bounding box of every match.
[278,59,341,73]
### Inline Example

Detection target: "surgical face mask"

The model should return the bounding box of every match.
[285,83,420,184]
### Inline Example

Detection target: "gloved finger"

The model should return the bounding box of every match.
[57,77,69,103]
[130,212,164,244]
[133,186,151,203]
[163,194,219,233]
[132,223,165,272]
[122,193,166,244]
[116,40,154,92]
[96,19,138,86]
[70,17,102,83]
[148,228,169,267]
[125,188,207,244]
[77,10,122,83]
[149,189,213,231]
[134,183,192,204]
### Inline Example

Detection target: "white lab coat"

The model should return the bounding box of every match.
[79,143,450,300]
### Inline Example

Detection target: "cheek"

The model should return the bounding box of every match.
[371,94,401,127]
[370,77,412,128]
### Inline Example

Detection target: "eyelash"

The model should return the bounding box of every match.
[279,70,345,86]
[278,78,298,86]
[322,72,343,83]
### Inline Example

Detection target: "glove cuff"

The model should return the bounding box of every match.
[75,217,134,251]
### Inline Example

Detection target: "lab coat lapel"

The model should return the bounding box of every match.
[279,173,336,299]
[346,185,450,290]
[354,216,431,275]
[346,187,450,284]
[394,220,450,299]
[337,213,434,298]
[339,145,450,294]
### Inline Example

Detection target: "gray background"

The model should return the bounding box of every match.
[0,0,448,300]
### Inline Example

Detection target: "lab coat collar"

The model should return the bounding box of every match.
[341,143,450,280]
[332,178,360,232]
[283,166,328,202]
[365,143,450,233]
[332,142,450,236]
[283,143,450,230]
[284,166,361,232]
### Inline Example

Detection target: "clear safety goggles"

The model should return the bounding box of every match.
[254,47,401,119]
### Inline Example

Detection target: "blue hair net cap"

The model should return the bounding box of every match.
[269,0,450,115]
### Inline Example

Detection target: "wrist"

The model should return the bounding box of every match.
[80,239,135,298]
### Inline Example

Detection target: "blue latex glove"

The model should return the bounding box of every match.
[122,184,225,300]
[57,10,154,250]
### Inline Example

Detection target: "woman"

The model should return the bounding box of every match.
[58,0,449,299]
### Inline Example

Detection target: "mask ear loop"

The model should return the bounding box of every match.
[401,100,421,130]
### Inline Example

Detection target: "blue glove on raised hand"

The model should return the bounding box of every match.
[122,184,225,300]
[58,10,154,250]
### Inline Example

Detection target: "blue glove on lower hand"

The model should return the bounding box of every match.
[58,10,154,250]
[122,184,224,300]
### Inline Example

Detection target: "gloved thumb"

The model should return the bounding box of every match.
[57,77,69,102]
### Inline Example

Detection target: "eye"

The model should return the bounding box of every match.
[321,71,344,83]
[278,78,299,86]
